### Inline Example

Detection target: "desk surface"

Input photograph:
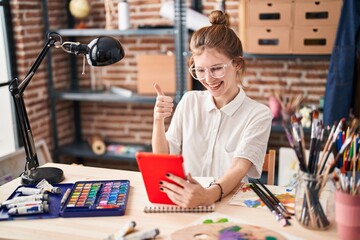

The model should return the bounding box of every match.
[0,163,339,240]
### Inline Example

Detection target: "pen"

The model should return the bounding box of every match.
[60,188,71,206]
[122,228,159,240]
[105,221,136,240]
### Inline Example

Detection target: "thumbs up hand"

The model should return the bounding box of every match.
[153,83,174,121]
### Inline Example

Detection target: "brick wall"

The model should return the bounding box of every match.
[10,0,329,166]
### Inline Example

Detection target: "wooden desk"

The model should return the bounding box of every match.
[0,163,339,240]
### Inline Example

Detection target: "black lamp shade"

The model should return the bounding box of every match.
[87,36,125,66]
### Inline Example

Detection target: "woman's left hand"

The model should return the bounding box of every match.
[160,173,210,208]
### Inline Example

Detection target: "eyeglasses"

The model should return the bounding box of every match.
[188,59,233,81]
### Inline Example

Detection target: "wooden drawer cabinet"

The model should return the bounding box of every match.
[239,0,342,54]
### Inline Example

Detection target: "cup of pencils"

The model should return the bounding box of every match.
[283,112,360,230]
[294,170,335,230]
[334,173,360,240]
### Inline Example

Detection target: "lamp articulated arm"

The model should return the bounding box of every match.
[7,31,124,184]
[9,32,62,174]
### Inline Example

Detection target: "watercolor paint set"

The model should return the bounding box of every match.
[61,180,130,217]
[0,180,130,220]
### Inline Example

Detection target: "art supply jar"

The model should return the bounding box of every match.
[335,190,360,240]
[294,170,335,230]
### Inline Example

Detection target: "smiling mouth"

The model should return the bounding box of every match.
[207,81,223,90]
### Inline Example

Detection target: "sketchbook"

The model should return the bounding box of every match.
[143,177,215,213]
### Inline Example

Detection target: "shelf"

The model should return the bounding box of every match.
[56,90,156,104]
[271,118,311,134]
[44,1,188,164]
[244,53,331,59]
[55,28,175,37]
[58,141,151,163]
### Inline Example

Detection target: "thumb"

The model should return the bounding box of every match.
[153,83,164,96]
[186,173,199,184]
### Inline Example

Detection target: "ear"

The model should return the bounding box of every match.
[233,57,244,71]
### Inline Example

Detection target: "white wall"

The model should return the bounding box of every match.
[0,8,16,157]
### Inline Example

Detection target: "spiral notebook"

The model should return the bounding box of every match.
[143,177,215,213]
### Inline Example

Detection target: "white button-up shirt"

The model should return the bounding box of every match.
[165,89,272,180]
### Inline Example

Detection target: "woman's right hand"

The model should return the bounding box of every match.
[153,83,174,121]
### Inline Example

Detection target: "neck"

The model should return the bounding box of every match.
[213,87,240,109]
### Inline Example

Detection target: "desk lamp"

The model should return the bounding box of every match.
[8,32,125,185]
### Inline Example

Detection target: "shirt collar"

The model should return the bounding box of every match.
[205,88,246,116]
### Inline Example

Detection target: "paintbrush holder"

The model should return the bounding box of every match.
[294,170,335,230]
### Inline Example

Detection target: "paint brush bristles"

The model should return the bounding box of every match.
[290,115,307,172]
[308,110,319,173]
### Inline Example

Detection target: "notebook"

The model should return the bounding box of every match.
[143,177,215,213]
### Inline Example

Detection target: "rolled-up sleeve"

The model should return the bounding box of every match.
[234,107,273,178]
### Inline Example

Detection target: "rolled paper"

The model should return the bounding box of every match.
[88,135,106,155]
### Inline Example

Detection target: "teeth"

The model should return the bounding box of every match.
[209,82,221,88]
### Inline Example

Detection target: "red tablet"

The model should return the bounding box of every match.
[136,152,186,205]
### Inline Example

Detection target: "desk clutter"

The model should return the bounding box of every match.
[0,179,130,220]
[283,112,360,231]
[229,182,295,227]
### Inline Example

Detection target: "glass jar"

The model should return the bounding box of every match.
[294,170,335,230]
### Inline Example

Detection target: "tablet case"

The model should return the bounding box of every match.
[136,152,185,205]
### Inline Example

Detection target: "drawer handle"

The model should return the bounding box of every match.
[266,29,272,33]
[315,1,320,5]
[267,3,273,7]
[313,28,318,32]
[306,12,329,20]
[258,39,279,46]
[259,13,280,20]
[304,39,326,46]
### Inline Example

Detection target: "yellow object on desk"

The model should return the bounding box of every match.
[0,163,339,240]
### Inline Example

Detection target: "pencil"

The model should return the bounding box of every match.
[60,188,71,206]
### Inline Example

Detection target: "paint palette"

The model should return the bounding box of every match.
[171,222,287,240]
[60,180,130,218]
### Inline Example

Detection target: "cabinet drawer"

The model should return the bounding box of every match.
[292,27,336,54]
[247,0,292,27]
[246,27,290,54]
[294,0,342,26]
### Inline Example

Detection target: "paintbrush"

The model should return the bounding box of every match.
[318,119,345,175]
[250,183,291,227]
[308,110,319,173]
[290,115,307,172]
[254,179,294,217]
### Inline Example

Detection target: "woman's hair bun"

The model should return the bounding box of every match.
[209,10,228,26]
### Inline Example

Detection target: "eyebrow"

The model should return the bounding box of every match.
[194,63,225,68]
